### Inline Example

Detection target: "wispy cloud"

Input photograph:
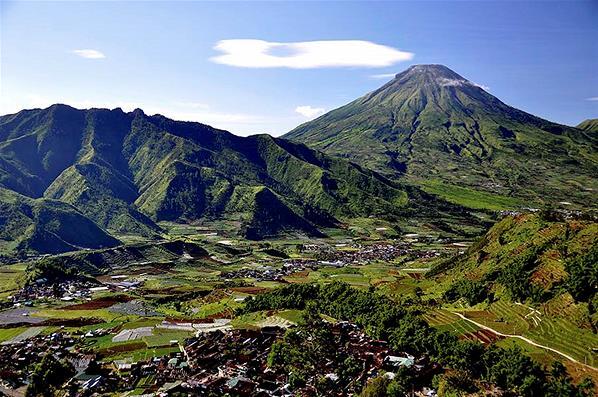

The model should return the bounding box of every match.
[370,73,397,79]
[72,49,106,59]
[437,78,489,91]
[211,39,413,69]
[295,105,325,119]
[586,97,598,101]
[473,82,490,91]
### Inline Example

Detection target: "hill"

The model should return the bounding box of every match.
[25,239,209,277]
[577,119,598,133]
[285,65,598,207]
[0,104,480,254]
[0,187,120,257]
[430,211,598,328]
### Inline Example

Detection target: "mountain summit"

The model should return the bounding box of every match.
[284,65,597,205]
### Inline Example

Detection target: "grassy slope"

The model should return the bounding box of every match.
[0,187,120,256]
[427,213,598,365]
[0,105,482,253]
[285,65,598,208]
[577,119,598,133]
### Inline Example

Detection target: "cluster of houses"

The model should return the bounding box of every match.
[7,279,98,306]
[313,242,412,264]
[139,322,437,396]
[220,261,318,282]
[0,317,440,397]
[7,276,143,309]
[220,240,447,282]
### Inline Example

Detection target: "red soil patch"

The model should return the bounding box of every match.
[42,317,105,327]
[405,272,423,280]
[460,329,504,344]
[60,295,132,310]
[230,286,270,295]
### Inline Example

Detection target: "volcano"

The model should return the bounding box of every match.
[285,65,597,205]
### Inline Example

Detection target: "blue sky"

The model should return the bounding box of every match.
[1,1,597,136]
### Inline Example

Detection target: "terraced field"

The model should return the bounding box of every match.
[0,264,25,299]
[424,309,480,338]
[256,315,294,329]
[525,318,598,367]
[426,301,598,370]
[486,300,533,334]
[485,301,598,366]
[423,309,461,326]
[435,319,479,336]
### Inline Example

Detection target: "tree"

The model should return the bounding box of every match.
[544,362,595,397]
[359,375,391,397]
[566,246,598,302]
[482,347,544,396]
[26,353,75,397]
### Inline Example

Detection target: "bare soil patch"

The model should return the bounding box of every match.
[230,286,270,295]
[60,295,132,310]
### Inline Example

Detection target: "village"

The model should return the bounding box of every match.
[0,233,467,396]
[0,318,439,397]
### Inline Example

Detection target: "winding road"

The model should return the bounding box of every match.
[453,312,598,372]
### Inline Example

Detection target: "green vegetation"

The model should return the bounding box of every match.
[0,187,120,256]
[0,104,482,255]
[431,212,598,304]
[420,180,525,211]
[565,245,597,303]
[26,353,75,397]
[577,118,598,133]
[242,282,594,396]
[443,279,488,306]
[285,65,598,207]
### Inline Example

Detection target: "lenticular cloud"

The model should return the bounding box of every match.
[211,39,413,69]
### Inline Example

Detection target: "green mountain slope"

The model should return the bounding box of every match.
[285,65,598,207]
[430,211,598,327]
[0,104,477,249]
[0,187,120,257]
[577,118,598,133]
[26,239,209,276]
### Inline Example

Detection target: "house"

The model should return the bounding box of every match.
[384,355,415,368]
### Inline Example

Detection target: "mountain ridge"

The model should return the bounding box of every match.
[0,104,481,255]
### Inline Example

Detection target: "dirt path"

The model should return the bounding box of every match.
[454,312,597,371]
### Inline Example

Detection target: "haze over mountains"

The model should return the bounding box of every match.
[285,65,598,205]
[0,104,477,256]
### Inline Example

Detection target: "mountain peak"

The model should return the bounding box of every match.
[405,64,459,75]
[392,64,472,88]
[284,65,597,205]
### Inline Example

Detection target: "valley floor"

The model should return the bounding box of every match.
[0,217,596,396]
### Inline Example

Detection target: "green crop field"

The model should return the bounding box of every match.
[0,327,27,343]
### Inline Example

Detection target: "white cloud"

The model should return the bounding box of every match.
[211,39,413,69]
[586,97,598,101]
[370,73,397,79]
[295,105,326,119]
[72,49,106,59]
[473,82,490,91]
[437,78,489,91]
